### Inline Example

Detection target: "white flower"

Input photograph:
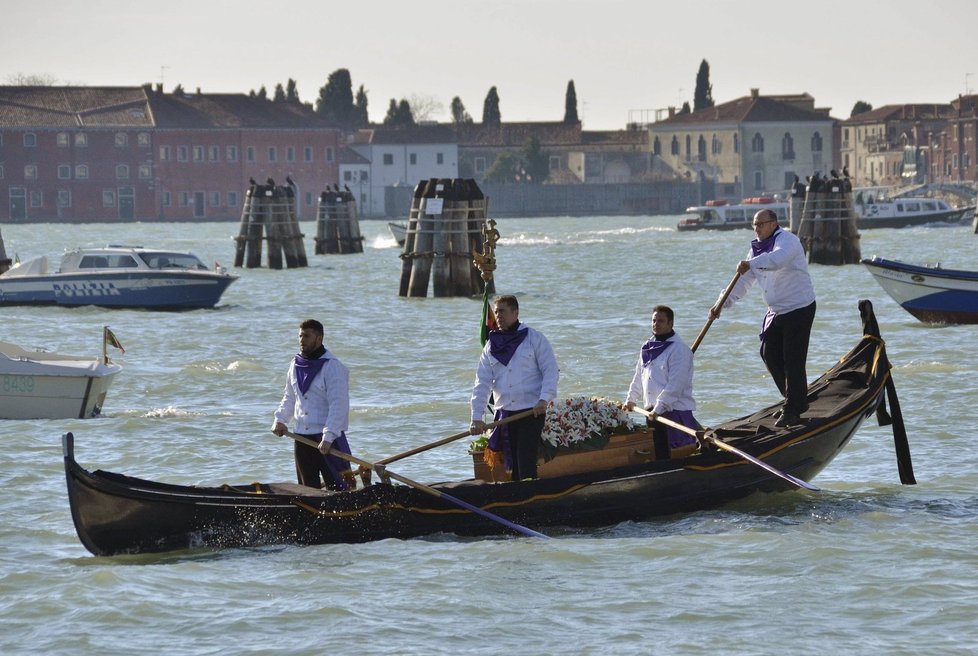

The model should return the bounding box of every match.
[541,396,638,449]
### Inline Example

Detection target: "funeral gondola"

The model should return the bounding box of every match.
[63,301,914,556]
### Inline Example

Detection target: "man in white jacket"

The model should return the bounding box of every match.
[710,209,817,428]
[624,305,698,458]
[272,319,353,489]
[469,295,559,480]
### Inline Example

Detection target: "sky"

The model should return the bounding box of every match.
[3,0,977,130]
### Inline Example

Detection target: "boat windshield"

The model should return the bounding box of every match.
[138,252,207,270]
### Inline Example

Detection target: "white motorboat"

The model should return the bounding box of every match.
[0,332,122,419]
[677,197,788,231]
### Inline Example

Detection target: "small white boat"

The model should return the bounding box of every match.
[0,334,122,420]
[677,198,788,231]
[387,221,407,247]
[0,246,237,309]
[862,256,978,324]
[853,190,973,229]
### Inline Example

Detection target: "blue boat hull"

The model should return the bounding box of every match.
[0,272,235,309]
[862,256,978,323]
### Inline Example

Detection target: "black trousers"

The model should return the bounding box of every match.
[507,412,546,480]
[759,301,816,415]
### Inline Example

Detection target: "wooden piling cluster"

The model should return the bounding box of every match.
[233,179,308,269]
[399,178,493,298]
[796,172,861,265]
[314,187,363,254]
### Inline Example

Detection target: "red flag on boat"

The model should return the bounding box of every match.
[104,327,125,354]
[479,286,497,347]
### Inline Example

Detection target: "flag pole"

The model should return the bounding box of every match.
[102,325,109,364]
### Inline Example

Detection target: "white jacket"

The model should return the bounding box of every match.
[272,350,350,442]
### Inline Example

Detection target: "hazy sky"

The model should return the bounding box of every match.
[4,0,977,129]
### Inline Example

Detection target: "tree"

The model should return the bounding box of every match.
[354,85,369,127]
[450,97,473,125]
[483,151,520,183]
[520,137,550,183]
[564,80,579,124]
[383,98,415,127]
[482,86,501,126]
[678,101,691,115]
[286,78,300,102]
[5,72,59,85]
[173,84,185,96]
[256,85,268,100]
[408,94,444,122]
[693,59,714,112]
[850,100,873,117]
[316,68,356,128]
[273,83,286,102]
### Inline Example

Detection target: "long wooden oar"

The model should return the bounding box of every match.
[377,408,536,466]
[632,408,819,492]
[284,431,549,539]
[690,271,742,353]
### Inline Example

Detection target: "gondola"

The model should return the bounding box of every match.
[63,301,915,556]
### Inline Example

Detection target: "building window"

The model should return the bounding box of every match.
[437,152,444,165]
[57,190,71,208]
[210,191,221,207]
[305,192,313,206]
[178,146,189,162]
[685,135,692,160]
[670,136,679,155]
[228,191,238,207]
[287,146,295,162]
[474,157,486,173]
[711,134,720,155]
[58,164,72,179]
[811,132,823,152]
[75,133,88,147]
[115,133,128,147]
[162,191,171,207]
[57,132,69,147]
[75,164,89,179]
[383,153,394,165]
[734,134,739,153]
[139,165,152,179]
[0,165,4,179]
[343,170,352,181]
[325,147,334,162]
[30,190,43,208]
[361,171,368,182]
[549,155,560,171]
[160,145,171,161]
[409,153,417,165]
[179,192,190,208]
[209,146,220,162]
[246,146,256,162]
[781,133,795,160]
[103,190,116,207]
[24,165,37,180]
[138,132,151,147]
[268,146,277,162]
[226,146,238,162]
[24,133,37,147]
[698,135,707,161]
[752,133,764,153]
[304,146,313,162]
[753,170,764,190]
[116,164,130,180]
[193,146,204,162]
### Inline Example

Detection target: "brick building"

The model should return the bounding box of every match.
[926,95,978,184]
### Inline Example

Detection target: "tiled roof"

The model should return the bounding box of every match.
[352,124,458,145]
[147,91,331,129]
[0,86,152,127]
[580,129,650,146]
[339,147,370,165]
[841,103,954,124]
[655,93,834,127]
[455,121,582,146]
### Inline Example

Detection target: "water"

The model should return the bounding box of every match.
[2,217,977,655]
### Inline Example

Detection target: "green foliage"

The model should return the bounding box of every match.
[273,83,286,102]
[383,98,415,127]
[483,151,520,183]
[316,68,357,128]
[451,96,473,124]
[564,80,579,124]
[482,86,501,125]
[354,85,369,127]
[693,59,714,112]
[483,138,550,184]
[850,100,873,117]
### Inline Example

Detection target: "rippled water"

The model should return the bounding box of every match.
[2,217,977,655]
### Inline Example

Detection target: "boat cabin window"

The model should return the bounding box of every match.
[139,253,207,270]
[79,254,140,269]
[702,209,720,223]
[902,202,920,212]
[726,209,747,222]
[922,202,937,211]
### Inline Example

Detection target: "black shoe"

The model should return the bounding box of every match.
[774,412,801,428]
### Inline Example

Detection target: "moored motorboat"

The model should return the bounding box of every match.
[862,256,978,323]
[1,331,122,420]
[63,300,914,556]
[0,245,237,309]
[388,221,407,247]
[853,192,972,229]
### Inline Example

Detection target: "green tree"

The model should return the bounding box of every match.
[383,98,415,127]
[316,68,356,128]
[354,85,369,127]
[564,80,579,124]
[482,86,501,126]
[521,137,550,183]
[483,151,520,183]
[693,59,714,112]
[273,83,286,102]
[850,100,873,117]
[286,78,300,102]
[256,85,268,100]
[678,101,691,115]
[451,96,473,125]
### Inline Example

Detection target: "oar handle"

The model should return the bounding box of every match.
[282,431,549,538]
[691,271,742,353]
[376,408,536,466]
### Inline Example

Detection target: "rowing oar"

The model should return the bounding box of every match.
[690,271,742,353]
[631,407,819,492]
[283,431,549,539]
[376,408,536,466]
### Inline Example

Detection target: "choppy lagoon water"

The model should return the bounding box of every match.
[1,216,977,655]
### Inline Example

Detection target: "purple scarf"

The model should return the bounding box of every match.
[641,330,675,366]
[750,227,781,257]
[294,346,328,395]
[488,323,529,366]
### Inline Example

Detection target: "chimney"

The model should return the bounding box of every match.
[750,88,760,99]
[668,106,676,117]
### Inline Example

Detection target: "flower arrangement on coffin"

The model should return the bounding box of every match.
[469,396,643,466]
[538,396,642,462]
